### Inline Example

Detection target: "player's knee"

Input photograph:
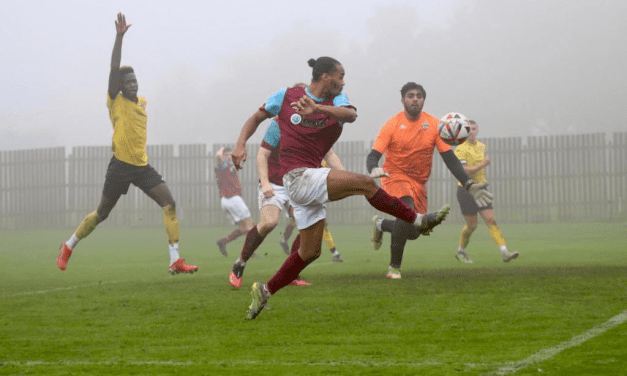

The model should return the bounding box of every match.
[300,245,322,262]
[406,230,420,240]
[361,175,380,194]
[96,210,109,222]
[311,249,322,260]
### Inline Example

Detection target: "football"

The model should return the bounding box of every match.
[438,112,471,146]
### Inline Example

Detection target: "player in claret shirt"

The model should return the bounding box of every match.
[214,147,254,257]
[232,57,450,320]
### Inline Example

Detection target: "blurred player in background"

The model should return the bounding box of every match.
[232,57,450,320]
[215,147,254,256]
[278,212,297,254]
[368,82,492,279]
[321,159,343,262]
[454,120,519,263]
[56,13,198,275]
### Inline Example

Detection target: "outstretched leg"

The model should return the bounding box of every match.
[246,220,325,320]
[57,194,117,271]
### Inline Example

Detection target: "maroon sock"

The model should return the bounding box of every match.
[367,188,417,223]
[222,228,243,244]
[240,226,266,262]
[290,234,301,254]
[267,251,308,294]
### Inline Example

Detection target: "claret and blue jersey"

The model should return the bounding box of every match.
[260,86,354,177]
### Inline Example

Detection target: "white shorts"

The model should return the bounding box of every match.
[220,195,251,225]
[258,183,291,216]
[282,167,330,230]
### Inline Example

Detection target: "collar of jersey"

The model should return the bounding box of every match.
[305,88,324,102]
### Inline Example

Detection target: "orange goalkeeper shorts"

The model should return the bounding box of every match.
[382,176,427,214]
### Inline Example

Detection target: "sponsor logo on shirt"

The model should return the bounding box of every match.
[301,117,327,129]
[290,113,302,125]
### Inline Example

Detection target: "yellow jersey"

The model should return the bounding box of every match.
[454,140,487,185]
[107,93,148,166]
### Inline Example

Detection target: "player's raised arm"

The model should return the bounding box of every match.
[108,12,132,99]
[232,109,271,170]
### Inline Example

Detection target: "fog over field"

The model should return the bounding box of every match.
[1,0,625,151]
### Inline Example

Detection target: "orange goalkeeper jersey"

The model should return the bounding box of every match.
[372,111,451,184]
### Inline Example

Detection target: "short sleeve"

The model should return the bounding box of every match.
[333,93,353,108]
[262,88,287,116]
[262,120,281,149]
[372,119,395,154]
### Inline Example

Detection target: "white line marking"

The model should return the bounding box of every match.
[3,281,119,298]
[1,360,497,368]
[483,308,627,375]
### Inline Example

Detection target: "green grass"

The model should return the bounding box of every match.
[1,220,626,375]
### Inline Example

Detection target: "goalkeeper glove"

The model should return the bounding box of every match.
[464,180,493,207]
[369,167,389,179]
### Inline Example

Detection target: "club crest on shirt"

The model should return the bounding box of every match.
[421,122,428,130]
[290,113,302,125]
[400,124,406,129]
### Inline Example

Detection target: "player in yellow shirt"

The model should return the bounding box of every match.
[454,120,518,263]
[56,13,198,275]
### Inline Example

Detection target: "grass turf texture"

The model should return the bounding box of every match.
[1,221,626,375]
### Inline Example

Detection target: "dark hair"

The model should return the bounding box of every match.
[400,82,426,99]
[308,57,340,81]
[119,65,135,76]
[467,120,477,125]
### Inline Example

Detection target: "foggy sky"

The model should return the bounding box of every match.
[1,0,625,151]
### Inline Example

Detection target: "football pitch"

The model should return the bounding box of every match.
[1,220,626,375]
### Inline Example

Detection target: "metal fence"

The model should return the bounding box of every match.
[1,132,626,230]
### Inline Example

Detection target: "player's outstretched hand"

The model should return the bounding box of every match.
[465,181,493,207]
[369,167,390,179]
[231,145,247,170]
[291,96,317,116]
[115,12,131,35]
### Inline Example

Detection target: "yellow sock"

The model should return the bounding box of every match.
[459,226,474,249]
[75,211,102,240]
[488,224,506,247]
[323,226,335,249]
[162,205,180,244]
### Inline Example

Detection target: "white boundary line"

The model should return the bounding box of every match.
[483,308,627,375]
[1,359,495,368]
[3,281,120,298]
